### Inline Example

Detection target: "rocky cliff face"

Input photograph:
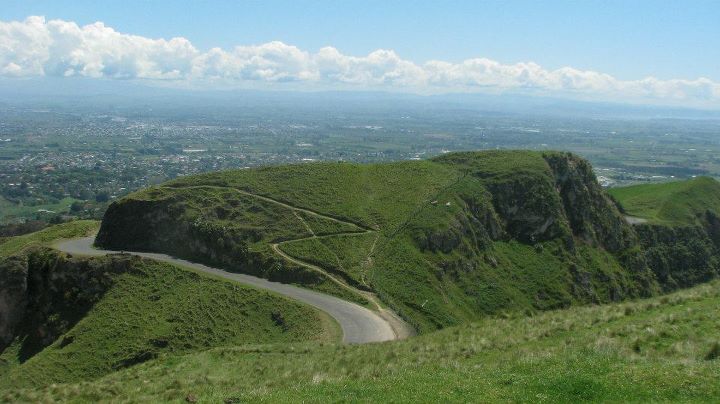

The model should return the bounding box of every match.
[0,249,133,355]
[96,196,327,286]
[0,256,28,350]
[543,152,635,252]
[95,199,177,252]
[485,172,570,244]
[635,219,720,291]
[400,151,660,328]
[424,151,636,253]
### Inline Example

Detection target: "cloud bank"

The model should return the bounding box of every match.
[2,16,719,106]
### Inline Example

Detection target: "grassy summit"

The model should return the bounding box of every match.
[97,150,681,332]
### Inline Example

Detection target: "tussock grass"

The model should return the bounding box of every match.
[6,280,719,402]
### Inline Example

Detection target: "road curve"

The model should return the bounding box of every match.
[624,215,648,225]
[54,236,397,344]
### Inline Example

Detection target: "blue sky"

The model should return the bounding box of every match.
[1,1,719,106]
[3,0,718,81]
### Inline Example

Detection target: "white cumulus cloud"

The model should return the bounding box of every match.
[1,16,719,106]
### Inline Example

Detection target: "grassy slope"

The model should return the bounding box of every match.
[365,152,642,331]
[0,197,79,224]
[108,151,649,333]
[608,176,720,226]
[8,280,720,403]
[278,232,377,287]
[144,158,509,330]
[107,186,369,306]
[109,161,461,308]
[130,186,314,243]
[0,222,339,390]
[0,220,99,258]
[0,254,338,390]
[165,160,460,232]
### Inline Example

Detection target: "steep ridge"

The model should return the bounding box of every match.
[374,151,656,330]
[609,177,720,291]
[96,151,720,332]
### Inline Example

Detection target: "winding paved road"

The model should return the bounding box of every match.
[162,184,414,340]
[55,236,398,344]
[624,215,648,225]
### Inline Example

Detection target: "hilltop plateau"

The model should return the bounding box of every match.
[96,151,720,332]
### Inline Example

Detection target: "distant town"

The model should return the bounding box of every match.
[1,98,718,226]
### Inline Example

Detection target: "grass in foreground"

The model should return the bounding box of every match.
[6,280,719,403]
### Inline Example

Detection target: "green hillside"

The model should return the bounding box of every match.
[7,279,719,402]
[0,248,338,390]
[608,176,720,226]
[0,220,99,258]
[0,196,79,224]
[3,152,720,401]
[609,177,720,291]
[278,232,378,288]
[96,151,675,333]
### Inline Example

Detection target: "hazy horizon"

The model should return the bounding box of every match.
[1,1,719,108]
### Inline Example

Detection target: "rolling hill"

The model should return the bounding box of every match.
[95,150,705,333]
[608,176,720,226]
[2,152,720,401]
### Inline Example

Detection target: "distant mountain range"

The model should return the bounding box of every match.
[2,77,720,120]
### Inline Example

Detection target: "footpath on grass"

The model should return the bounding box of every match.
[55,187,415,343]
[163,185,415,340]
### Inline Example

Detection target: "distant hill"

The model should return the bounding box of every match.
[95,150,720,332]
[608,176,720,226]
[4,78,720,120]
[609,177,720,289]
[0,220,98,258]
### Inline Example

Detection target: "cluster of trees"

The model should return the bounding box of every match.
[0,220,47,237]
